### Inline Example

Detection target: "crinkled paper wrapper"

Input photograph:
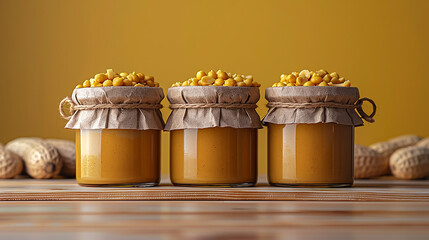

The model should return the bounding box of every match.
[65,87,165,130]
[164,86,262,131]
[262,86,364,127]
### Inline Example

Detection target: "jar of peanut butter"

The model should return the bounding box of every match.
[165,76,262,187]
[263,84,376,187]
[60,75,164,187]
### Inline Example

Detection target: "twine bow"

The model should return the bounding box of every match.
[59,97,163,120]
[266,97,376,123]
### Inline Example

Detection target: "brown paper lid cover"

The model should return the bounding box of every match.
[262,86,364,126]
[65,87,165,130]
[164,86,262,130]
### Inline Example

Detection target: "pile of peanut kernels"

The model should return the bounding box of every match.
[75,69,159,88]
[272,69,351,87]
[171,70,261,87]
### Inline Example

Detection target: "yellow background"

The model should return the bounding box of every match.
[1,0,428,174]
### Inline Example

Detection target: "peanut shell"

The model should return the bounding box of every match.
[46,139,75,177]
[369,135,421,175]
[6,138,62,179]
[416,138,429,148]
[354,144,388,179]
[0,144,23,179]
[390,146,429,180]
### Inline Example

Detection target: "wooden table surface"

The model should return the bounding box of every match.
[0,177,428,240]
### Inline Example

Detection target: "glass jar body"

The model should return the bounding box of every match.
[170,127,257,187]
[76,129,160,187]
[268,123,354,187]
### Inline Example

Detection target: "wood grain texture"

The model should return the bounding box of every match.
[0,177,428,201]
[0,201,428,240]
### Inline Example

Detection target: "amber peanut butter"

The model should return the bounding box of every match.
[268,123,354,186]
[170,127,257,186]
[76,129,160,186]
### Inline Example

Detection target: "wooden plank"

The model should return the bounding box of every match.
[0,201,428,240]
[0,177,428,201]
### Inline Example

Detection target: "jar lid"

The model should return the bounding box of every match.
[263,86,376,126]
[62,87,165,130]
[164,86,262,131]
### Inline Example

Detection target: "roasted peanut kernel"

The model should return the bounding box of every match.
[196,71,206,80]
[127,74,139,82]
[146,80,155,87]
[323,74,332,83]
[200,76,215,86]
[123,79,133,86]
[106,69,115,80]
[144,76,154,82]
[273,69,351,87]
[331,76,341,84]
[296,76,307,86]
[316,69,328,77]
[330,72,339,78]
[215,78,225,85]
[234,76,243,82]
[299,70,311,80]
[286,74,296,83]
[287,83,295,86]
[224,78,236,86]
[303,81,315,86]
[135,83,145,87]
[237,82,246,87]
[90,78,97,86]
[342,80,351,87]
[95,73,108,83]
[280,74,288,83]
[216,70,229,80]
[310,76,323,84]
[172,70,259,87]
[136,73,145,80]
[244,78,253,86]
[75,84,83,88]
[119,72,128,78]
[113,77,124,86]
[278,82,286,87]
[103,80,113,86]
[83,80,91,88]
[207,70,217,79]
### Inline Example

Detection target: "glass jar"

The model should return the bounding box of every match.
[263,86,376,188]
[166,86,261,187]
[60,86,165,187]
[170,127,257,187]
[76,129,160,187]
[268,123,354,187]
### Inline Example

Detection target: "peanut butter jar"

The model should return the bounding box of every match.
[263,86,375,187]
[60,87,164,187]
[165,86,262,187]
